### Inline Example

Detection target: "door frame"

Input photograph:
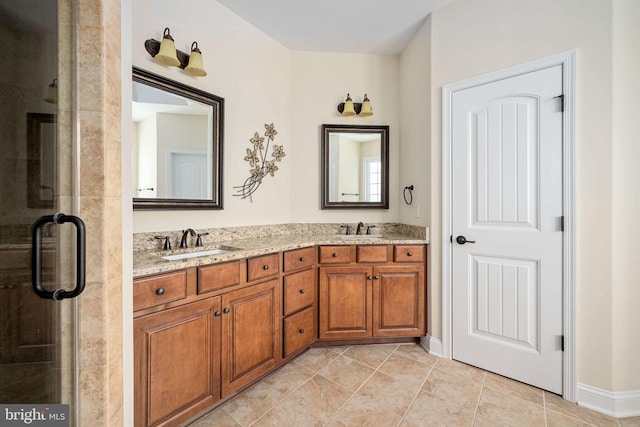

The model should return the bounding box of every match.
[441,50,576,401]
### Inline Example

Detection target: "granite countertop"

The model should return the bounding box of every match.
[133,231,429,278]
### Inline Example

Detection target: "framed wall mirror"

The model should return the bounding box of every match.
[321,124,389,209]
[132,67,224,209]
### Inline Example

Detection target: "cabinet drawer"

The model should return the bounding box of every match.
[247,253,279,282]
[356,245,388,263]
[283,269,315,316]
[283,306,315,358]
[318,246,351,264]
[134,270,188,311]
[283,247,315,272]
[394,245,425,263]
[198,261,241,294]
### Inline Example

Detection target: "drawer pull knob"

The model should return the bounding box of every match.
[299,329,305,334]
[407,252,413,256]
[299,256,305,261]
[299,289,305,294]
[214,311,221,317]
[332,253,338,257]
[223,308,230,314]
[263,265,269,270]
[155,288,165,296]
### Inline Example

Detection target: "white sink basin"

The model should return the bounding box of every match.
[339,235,384,241]
[161,246,238,261]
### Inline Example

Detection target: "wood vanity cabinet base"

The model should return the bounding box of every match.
[134,297,221,427]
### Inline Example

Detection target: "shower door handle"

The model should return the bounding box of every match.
[31,213,86,300]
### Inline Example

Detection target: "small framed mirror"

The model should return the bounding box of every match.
[132,67,224,209]
[321,124,389,209]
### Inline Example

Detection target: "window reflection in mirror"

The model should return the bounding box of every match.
[132,67,224,210]
[321,124,389,209]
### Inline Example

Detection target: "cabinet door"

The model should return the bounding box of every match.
[134,297,221,427]
[373,265,425,337]
[221,279,281,397]
[318,266,372,339]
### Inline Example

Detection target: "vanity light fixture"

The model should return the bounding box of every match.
[337,93,374,116]
[43,78,57,104]
[144,28,207,77]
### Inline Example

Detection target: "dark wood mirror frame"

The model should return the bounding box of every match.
[132,67,224,210]
[321,124,389,209]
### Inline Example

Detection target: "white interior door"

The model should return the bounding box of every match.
[169,151,207,199]
[451,65,564,393]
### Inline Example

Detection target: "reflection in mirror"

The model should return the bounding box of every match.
[321,124,389,209]
[132,67,224,209]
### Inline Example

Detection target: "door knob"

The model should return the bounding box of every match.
[456,235,476,245]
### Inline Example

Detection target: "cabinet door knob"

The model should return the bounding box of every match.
[374,275,379,280]
[214,311,221,317]
[332,253,338,257]
[155,288,165,296]
[299,256,305,262]
[368,276,373,280]
[223,308,230,314]
[407,252,413,256]
[299,289,305,294]
[299,329,305,334]
[263,265,269,270]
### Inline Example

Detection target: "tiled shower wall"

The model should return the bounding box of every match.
[74,0,122,425]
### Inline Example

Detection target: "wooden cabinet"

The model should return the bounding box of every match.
[134,256,282,426]
[373,265,425,337]
[133,242,425,425]
[134,297,221,427]
[282,247,316,357]
[319,266,372,340]
[318,245,426,341]
[221,279,281,397]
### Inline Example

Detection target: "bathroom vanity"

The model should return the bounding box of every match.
[132,224,428,427]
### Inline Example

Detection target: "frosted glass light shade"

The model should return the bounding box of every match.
[43,78,57,104]
[359,94,373,116]
[342,94,356,116]
[155,28,180,67]
[185,42,207,77]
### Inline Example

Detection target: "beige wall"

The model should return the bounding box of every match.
[130,2,401,232]
[131,0,292,231]
[289,51,400,222]
[418,0,639,394]
[611,0,640,392]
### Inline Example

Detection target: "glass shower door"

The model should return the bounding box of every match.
[0,0,80,423]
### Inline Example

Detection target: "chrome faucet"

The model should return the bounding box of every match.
[356,222,364,235]
[180,228,196,248]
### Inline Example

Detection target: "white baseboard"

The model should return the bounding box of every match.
[577,383,640,418]
[420,334,443,358]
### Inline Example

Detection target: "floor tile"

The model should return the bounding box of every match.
[400,389,477,427]
[318,354,375,392]
[483,371,544,406]
[253,374,352,426]
[187,344,629,427]
[341,344,397,369]
[545,392,620,427]
[293,346,343,372]
[190,408,241,426]
[620,416,640,426]
[474,386,545,427]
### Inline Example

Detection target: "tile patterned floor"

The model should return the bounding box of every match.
[191,344,640,427]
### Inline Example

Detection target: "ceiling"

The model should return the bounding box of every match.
[216,0,456,55]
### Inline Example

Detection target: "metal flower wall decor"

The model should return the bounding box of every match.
[234,123,286,200]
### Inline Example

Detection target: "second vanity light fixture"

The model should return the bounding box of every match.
[337,93,373,117]
[144,27,207,77]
